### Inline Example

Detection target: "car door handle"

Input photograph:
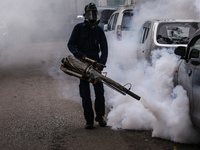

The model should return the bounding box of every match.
[188,69,192,76]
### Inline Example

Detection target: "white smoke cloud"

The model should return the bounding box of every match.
[0,0,97,46]
[0,0,94,102]
[106,44,200,143]
[133,0,199,31]
[0,0,95,68]
[105,0,200,144]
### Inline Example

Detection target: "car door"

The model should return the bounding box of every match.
[137,21,151,61]
[121,10,134,39]
[176,58,193,107]
[192,61,200,128]
[105,13,118,40]
[188,37,200,128]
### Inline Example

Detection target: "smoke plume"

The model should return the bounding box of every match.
[105,0,200,144]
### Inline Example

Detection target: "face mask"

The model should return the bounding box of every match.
[84,19,100,27]
[85,11,97,21]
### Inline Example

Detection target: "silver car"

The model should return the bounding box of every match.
[173,29,200,131]
[137,19,200,62]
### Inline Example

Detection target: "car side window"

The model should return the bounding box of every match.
[144,28,150,42]
[140,22,151,43]
[189,36,200,59]
[112,13,119,30]
[139,26,145,43]
[108,14,115,31]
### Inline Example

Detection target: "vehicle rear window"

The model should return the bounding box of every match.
[156,22,200,44]
[121,11,134,31]
[99,10,116,24]
[98,10,117,28]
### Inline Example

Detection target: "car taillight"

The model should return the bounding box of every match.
[116,25,122,40]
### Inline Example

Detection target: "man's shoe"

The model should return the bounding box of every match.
[95,116,107,127]
[85,122,94,129]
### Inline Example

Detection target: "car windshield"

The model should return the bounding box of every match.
[156,22,200,44]
[121,11,134,31]
[98,9,116,28]
[194,38,200,50]
[189,38,200,58]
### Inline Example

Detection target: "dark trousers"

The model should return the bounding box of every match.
[79,79,105,123]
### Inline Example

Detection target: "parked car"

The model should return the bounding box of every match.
[104,7,135,40]
[76,6,117,29]
[137,19,200,62]
[173,29,200,131]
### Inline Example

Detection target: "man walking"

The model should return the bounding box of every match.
[68,3,108,129]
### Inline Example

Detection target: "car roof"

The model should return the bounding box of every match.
[145,19,200,23]
[97,6,118,11]
[112,7,133,13]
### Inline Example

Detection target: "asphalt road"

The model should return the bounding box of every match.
[0,42,200,150]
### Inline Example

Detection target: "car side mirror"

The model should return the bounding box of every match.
[77,15,84,20]
[174,46,186,58]
[104,24,108,32]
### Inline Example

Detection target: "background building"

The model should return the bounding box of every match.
[96,0,136,6]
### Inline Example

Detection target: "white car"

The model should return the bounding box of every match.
[137,19,200,62]
[104,7,135,41]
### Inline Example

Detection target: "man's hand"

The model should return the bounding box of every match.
[82,55,105,72]
[96,64,103,71]
[82,55,87,60]
[61,58,65,63]
[92,63,103,72]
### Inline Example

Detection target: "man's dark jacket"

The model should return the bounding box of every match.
[68,22,108,65]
